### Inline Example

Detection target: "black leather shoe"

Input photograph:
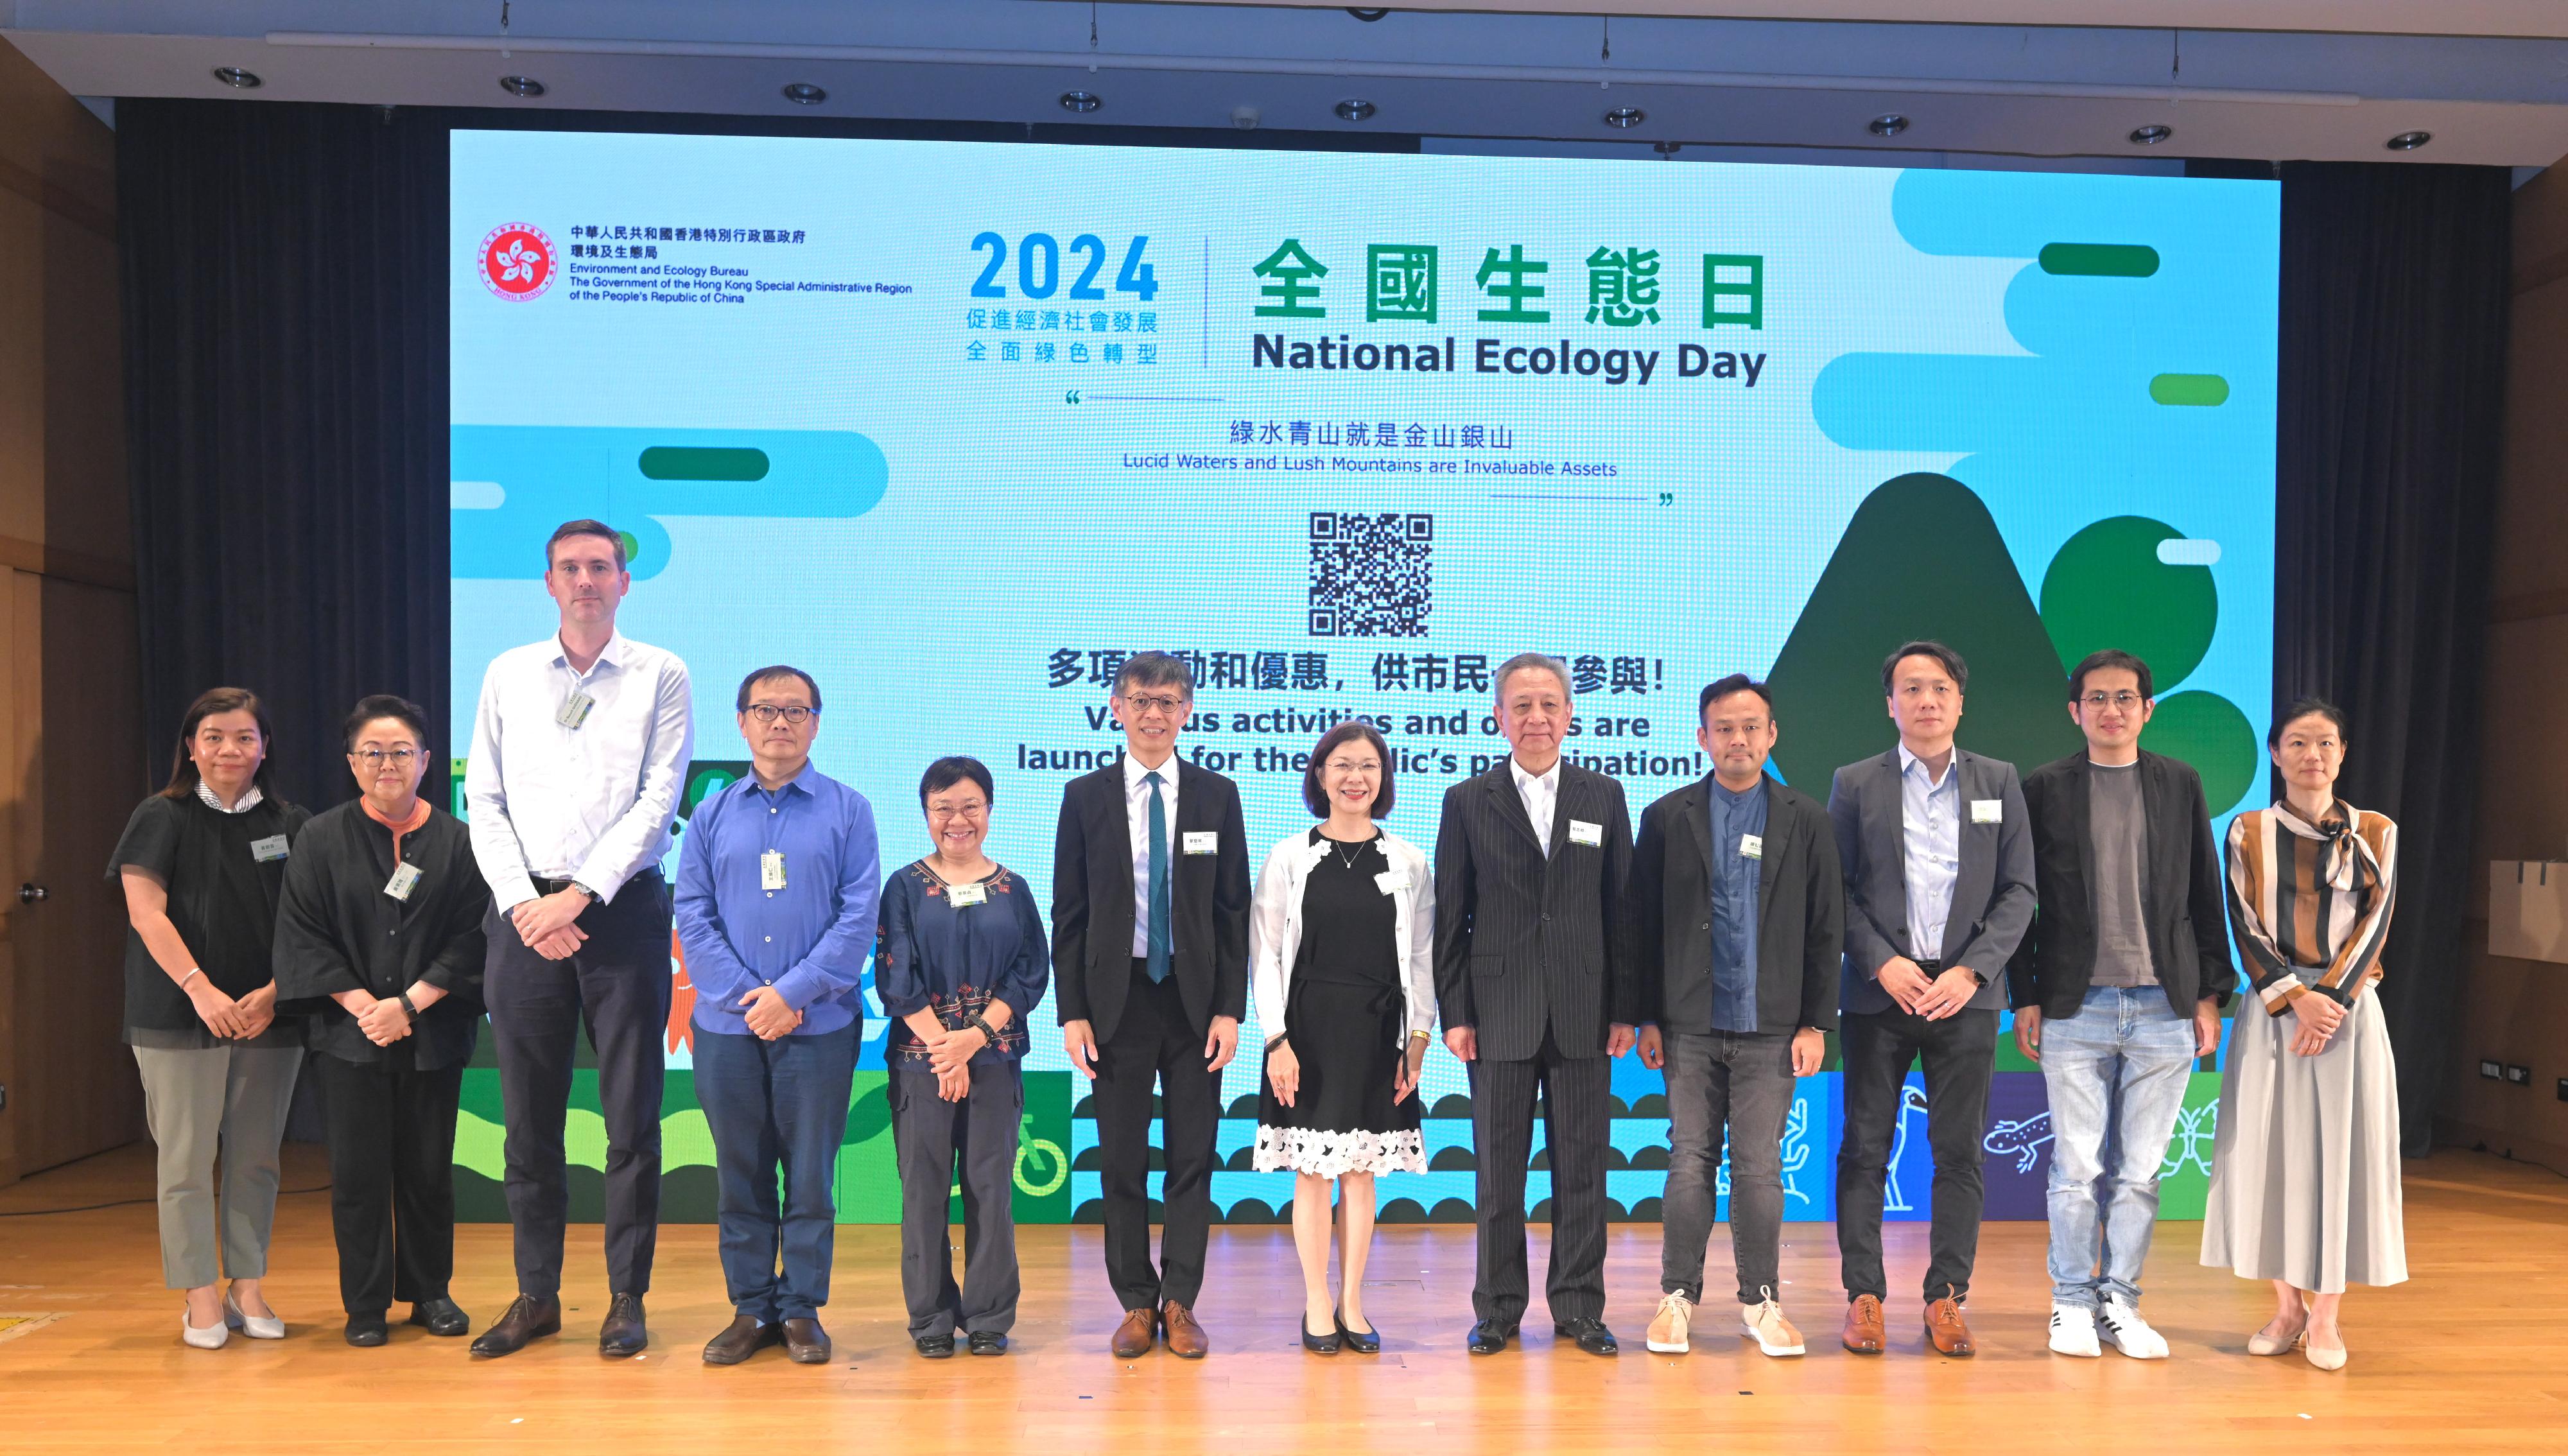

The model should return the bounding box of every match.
[1336,1310,1382,1354]
[469,1294,562,1358]
[345,1313,390,1347]
[1303,1315,1344,1355]
[408,1297,471,1337]
[781,1318,831,1364]
[1556,1317,1619,1356]
[966,1330,1008,1356]
[598,1293,648,1358]
[702,1314,780,1366]
[1467,1319,1516,1356]
[916,1333,957,1358]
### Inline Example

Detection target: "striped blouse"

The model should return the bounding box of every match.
[2224,801,2398,1016]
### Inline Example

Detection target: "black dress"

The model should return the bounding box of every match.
[1253,829,1425,1177]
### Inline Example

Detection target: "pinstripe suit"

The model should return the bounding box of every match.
[1433,758,1635,1327]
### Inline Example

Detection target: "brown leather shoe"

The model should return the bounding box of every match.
[469,1294,562,1358]
[1925,1293,1977,1357]
[781,1317,830,1364]
[1841,1294,1886,1355]
[1110,1306,1158,1359]
[1161,1301,1210,1360]
[701,1314,780,1366]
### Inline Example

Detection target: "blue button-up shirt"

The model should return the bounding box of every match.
[675,764,881,1037]
[1708,779,1768,1032]
[1898,744,1961,963]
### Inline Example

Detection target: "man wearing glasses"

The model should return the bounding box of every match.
[1053,652,1250,1360]
[2005,650,2230,1360]
[465,519,695,1358]
[675,666,879,1367]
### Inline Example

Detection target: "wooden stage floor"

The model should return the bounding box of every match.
[3,1142,2561,1453]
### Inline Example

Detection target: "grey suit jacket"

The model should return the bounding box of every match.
[1825,747,2036,1016]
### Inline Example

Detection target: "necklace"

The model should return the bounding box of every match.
[1326,831,1374,871]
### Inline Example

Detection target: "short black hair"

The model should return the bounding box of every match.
[2067,648,2155,703]
[1114,650,1194,698]
[736,664,822,713]
[1880,639,1968,695]
[919,755,994,808]
[1303,720,1394,819]
[345,694,430,752]
[545,517,627,570]
[1697,674,1774,720]
[2268,696,2348,750]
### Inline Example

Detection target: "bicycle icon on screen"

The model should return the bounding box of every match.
[946,1114,1069,1200]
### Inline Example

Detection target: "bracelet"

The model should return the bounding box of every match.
[966,1012,1002,1044]
[1408,1029,1430,1042]
[177,967,204,989]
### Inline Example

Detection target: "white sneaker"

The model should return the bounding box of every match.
[2048,1303,2101,1357]
[2097,1297,2169,1359]
[1740,1297,1805,1357]
[223,1292,286,1340]
[182,1306,229,1349]
[1645,1292,1694,1353]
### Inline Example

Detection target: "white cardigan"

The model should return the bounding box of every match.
[1249,828,1438,1050]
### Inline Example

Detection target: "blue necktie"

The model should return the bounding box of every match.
[1145,770,1172,983]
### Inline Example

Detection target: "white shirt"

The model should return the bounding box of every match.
[466,628,695,909]
[196,781,266,814]
[1511,755,1562,857]
[1122,750,1183,958]
[1897,743,1963,962]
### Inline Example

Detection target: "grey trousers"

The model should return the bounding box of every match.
[132,1043,304,1289]
[1660,1030,1797,1306]
[889,1062,1022,1337]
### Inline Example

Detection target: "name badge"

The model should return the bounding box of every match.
[1971,799,2004,824]
[760,849,787,891]
[1567,819,1603,847]
[1375,871,1410,896]
[1739,833,1764,860]
[250,835,291,863]
[384,862,422,901]
[555,690,594,728]
[947,880,988,908]
[1182,831,1219,856]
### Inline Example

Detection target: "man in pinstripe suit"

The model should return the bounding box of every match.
[1434,652,1637,1357]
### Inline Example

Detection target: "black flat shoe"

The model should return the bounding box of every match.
[1555,1317,1619,1356]
[1335,1310,1382,1354]
[916,1333,957,1358]
[344,1314,389,1347]
[408,1297,470,1337]
[1302,1317,1343,1355]
[966,1331,1009,1356]
[1467,1319,1515,1356]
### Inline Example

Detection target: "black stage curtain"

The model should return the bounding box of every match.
[2267,161,2511,1155]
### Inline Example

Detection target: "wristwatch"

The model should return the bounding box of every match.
[569,881,601,903]
[966,1012,1002,1046]
[397,991,421,1019]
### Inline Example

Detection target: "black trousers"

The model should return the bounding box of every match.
[1089,967,1221,1311]
[483,876,672,1299]
[313,1053,465,1316]
[1835,1005,1999,1303]
[1468,1025,1612,1326]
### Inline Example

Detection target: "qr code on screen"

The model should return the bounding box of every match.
[1308,512,1433,637]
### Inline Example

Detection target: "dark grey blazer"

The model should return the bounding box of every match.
[1826,747,2035,1016]
[1430,759,1633,1063]
[1628,775,1846,1036]
[1049,757,1251,1043]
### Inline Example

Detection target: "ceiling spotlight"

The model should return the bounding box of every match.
[1335,99,1377,123]
[1347,7,1391,19]
[2386,130,2432,151]
[781,82,828,106]
[1868,113,1910,137]
[1603,107,1646,129]
[212,66,262,90]
[2129,124,2173,146]
[1059,90,1102,113]
[498,75,546,98]
[1653,141,1683,157]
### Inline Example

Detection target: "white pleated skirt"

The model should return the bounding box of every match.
[2199,991,2408,1294]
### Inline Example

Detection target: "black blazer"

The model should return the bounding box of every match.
[1629,776,1845,1036]
[2003,749,2234,1019]
[1050,756,1251,1043]
[1431,759,1633,1062]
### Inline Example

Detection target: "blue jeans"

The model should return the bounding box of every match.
[2039,985,2197,1309]
[694,1021,859,1322]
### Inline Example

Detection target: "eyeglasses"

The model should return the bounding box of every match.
[1323,760,1380,775]
[745,705,816,725]
[1118,693,1188,716]
[2079,691,2145,710]
[350,749,420,767]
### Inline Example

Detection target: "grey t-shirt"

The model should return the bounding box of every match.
[2088,760,2154,987]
